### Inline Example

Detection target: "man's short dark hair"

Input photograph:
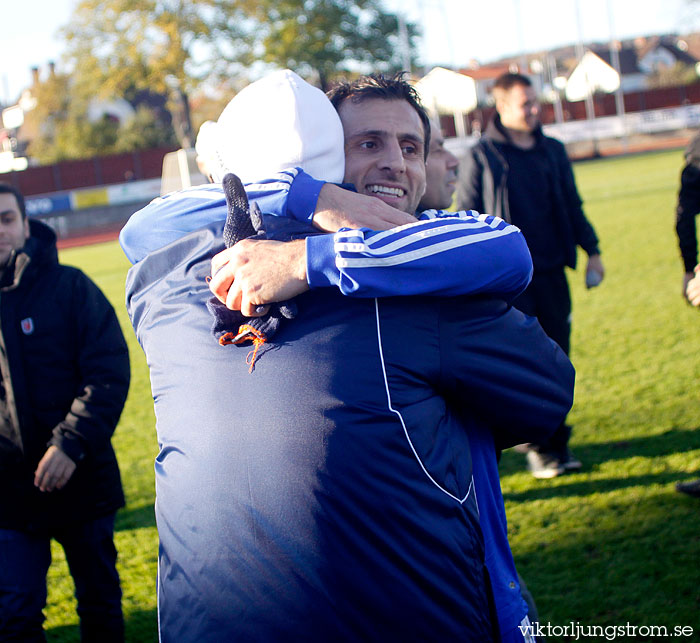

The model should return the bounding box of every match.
[492,72,532,93]
[0,183,26,219]
[326,73,431,160]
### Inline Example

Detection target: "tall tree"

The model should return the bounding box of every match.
[238,0,420,90]
[23,68,176,163]
[62,0,250,147]
[60,0,419,146]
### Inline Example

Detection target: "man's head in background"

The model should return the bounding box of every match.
[327,74,431,215]
[419,118,459,211]
[0,183,29,268]
[492,73,540,133]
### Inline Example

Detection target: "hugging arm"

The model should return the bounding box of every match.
[440,300,575,450]
[211,208,533,311]
[120,169,411,264]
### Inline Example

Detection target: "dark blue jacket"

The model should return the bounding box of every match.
[126,221,574,642]
[1,220,128,532]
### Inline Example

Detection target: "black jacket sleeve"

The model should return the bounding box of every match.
[48,271,130,464]
[676,162,700,273]
[553,140,600,257]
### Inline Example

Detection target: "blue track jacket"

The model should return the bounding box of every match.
[126,220,574,642]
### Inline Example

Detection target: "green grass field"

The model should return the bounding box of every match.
[46,148,700,642]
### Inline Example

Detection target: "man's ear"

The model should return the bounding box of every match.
[492,87,507,113]
[23,216,30,241]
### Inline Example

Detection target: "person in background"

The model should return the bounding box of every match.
[676,130,700,302]
[0,183,130,641]
[674,132,700,498]
[418,116,459,212]
[457,72,605,480]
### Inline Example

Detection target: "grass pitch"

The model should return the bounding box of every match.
[45,148,700,641]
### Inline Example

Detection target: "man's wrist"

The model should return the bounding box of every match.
[287,169,326,223]
[49,430,85,463]
[305,234,339,289]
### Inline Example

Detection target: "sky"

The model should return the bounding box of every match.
[2,0,699,104]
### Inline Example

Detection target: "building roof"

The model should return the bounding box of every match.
[592,47,642,75]
[457,64,515,81]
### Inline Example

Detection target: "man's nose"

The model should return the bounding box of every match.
[379,139,406,173]
[447,150,459,170]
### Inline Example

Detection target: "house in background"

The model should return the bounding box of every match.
[637,35,698,74]
[563,36,699,101]
[458,63,516,105]
[414,67,477,136]
[564,47,644,101]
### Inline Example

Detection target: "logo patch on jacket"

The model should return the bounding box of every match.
[20,318,34,335]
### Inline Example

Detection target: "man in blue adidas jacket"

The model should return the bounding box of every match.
[123,73,572,640]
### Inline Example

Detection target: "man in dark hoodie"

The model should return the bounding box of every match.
[0,183,130,641]
[457,72,605,480]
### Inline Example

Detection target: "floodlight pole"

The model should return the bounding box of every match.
[548,54,564,123]
[607,0,629,152]
[398,15,412,74]
[574,0,598,155]
[512,0,528,73]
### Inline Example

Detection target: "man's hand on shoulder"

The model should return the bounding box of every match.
[209,238,309,316]
[686,265,700,307]
[34,445,77,492]
[313,184,416,232]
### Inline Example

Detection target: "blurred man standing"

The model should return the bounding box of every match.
[0,184,130,641]
[674,133,700,498]
[419,117,459,211]
[676,130,700,303]
[458,72,604,479]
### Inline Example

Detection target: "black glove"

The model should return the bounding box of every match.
[207,173,297,371]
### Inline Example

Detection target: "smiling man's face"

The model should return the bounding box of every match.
[338,97,427,215]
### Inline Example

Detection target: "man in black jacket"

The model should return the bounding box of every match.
[457,72,604,479]
[676,130,700,302]
[0,184,130,641]
[674,134,700,498]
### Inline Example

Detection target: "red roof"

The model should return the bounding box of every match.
[457,64,516,81]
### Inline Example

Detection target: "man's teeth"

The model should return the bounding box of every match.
[368,185,405,197]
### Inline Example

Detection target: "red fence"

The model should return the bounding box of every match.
[3,146,177,196]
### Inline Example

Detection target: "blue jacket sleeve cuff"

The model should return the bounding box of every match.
[287,169,326,223]
[306,234,340,289]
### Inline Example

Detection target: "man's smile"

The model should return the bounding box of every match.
[366,184,406,199]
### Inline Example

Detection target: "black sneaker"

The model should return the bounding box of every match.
[676,479,700,498]
[526,451,565,479]
[559,448,582,471]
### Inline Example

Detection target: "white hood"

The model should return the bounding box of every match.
[195,70,345,185]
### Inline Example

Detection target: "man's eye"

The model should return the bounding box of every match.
[403,145,418,155]
[360,141,376,150]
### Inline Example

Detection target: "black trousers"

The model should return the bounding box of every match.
[0,513,123,643]
[514,267,572,454]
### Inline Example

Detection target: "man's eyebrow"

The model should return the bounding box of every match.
[348,129,425,146]
[0,209,17,216]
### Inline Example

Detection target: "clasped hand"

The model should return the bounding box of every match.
[209,238,308,316]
